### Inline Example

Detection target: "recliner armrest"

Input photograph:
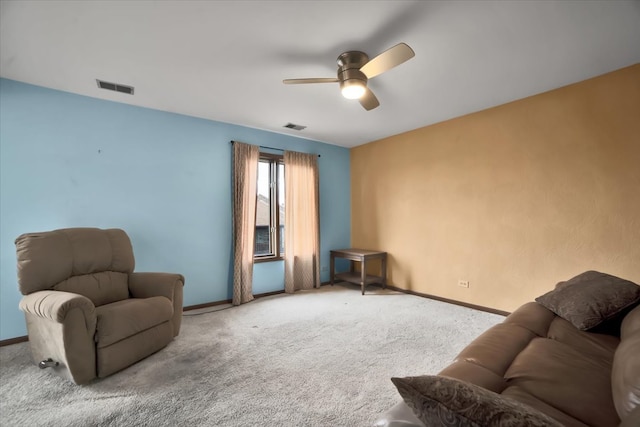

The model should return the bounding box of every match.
[128,272,184,299]
[19,290,98,384]
[128,272,185,336]
[19,290,96,328]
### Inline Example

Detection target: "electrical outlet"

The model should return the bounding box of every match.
[321,266,328,272]
[458,280,470,288]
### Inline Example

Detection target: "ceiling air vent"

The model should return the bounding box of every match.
[283,123,306,131]
[96,79,134,95]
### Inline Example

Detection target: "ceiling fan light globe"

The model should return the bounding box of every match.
[341,81,366,99]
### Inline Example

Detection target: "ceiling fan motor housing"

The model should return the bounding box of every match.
[337,51,369,87]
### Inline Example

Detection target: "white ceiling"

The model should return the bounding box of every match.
[1,1,639,148]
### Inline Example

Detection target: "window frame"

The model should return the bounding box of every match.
[254,153,284,262]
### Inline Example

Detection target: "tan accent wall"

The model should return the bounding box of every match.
[351,64,640,312]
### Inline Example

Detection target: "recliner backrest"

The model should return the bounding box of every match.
[16,228,135,306]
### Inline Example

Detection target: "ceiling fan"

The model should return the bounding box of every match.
[283,43,415,111]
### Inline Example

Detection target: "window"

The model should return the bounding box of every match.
[255,154,284,261]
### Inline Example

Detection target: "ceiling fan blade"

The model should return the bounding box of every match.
[359,43,415,79]
[283,78,339,84]
[359,88,380,111]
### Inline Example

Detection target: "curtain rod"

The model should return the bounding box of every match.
[230,141,320,157]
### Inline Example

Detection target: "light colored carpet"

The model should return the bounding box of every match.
[0,283,504,426]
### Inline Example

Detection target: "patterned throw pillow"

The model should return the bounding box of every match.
[391,375,562,427]
[535,270,640,330]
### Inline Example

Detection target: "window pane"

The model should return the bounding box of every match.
[278,162,285,255]
[255,160,271,256]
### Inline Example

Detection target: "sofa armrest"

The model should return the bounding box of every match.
[619,405,640,427]
[19,290,96,326]
[128,272,185,336]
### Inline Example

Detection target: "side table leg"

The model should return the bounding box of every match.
[381,255,387,290]
[361,258,366,295]
[330,254,335,286]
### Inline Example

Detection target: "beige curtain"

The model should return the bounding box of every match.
[232,141,259,305]
[284,151,321,293]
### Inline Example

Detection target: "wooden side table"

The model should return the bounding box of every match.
[330,248,387,295]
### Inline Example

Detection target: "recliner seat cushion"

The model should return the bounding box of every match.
[95,297,173,348]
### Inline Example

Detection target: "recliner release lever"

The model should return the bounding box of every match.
[39,358,59,369]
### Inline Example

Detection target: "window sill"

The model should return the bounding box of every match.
[254,256,284,263]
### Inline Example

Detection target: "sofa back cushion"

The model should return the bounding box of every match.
[16,228,135,296]
[612,305,640,419]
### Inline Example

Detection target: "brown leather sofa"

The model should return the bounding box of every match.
[376,271,640,427]
[16,227,185,385]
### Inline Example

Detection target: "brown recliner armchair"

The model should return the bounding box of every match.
[15,227,185,385]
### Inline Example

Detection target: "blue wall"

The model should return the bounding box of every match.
[0,78,351,341]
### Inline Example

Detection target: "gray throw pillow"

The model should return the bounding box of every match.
[535,270,640,330]
[391,375,562,427]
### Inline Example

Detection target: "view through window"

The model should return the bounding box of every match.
[255,155,284,259]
